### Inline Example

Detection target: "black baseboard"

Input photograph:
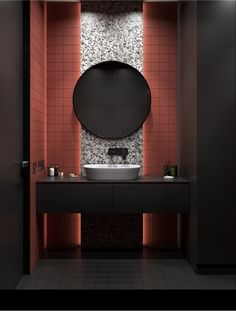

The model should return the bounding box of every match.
[196,264,236,274]
[80,247,143,251]
[42,246,185,260]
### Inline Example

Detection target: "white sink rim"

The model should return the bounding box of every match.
[84,164,141,169]
[83,164,141,181]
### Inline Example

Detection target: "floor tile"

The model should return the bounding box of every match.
[15,257,236,290]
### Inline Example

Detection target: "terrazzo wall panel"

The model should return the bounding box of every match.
[80,1,143,249]
[80,1,143,175]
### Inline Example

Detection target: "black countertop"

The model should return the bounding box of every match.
[37,175,189,184]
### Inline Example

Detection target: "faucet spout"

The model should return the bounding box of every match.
[121,149,128,160]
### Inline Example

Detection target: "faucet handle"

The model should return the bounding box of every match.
[107,148,116,156]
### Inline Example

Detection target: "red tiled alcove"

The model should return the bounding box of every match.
[46,2,81,248]
[143,3,178,248]
[30,1,178,263]
[30,0,47,271]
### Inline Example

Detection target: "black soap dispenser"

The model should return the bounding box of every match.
[54,164,59,176]
[163,161,171,176]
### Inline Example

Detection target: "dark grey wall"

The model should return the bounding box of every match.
[197,1,236,266]
[178,1,198,269]
[0,1,24,288]
[179,1,236,269]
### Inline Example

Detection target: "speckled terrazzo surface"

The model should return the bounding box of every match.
[81,214,143,249]
[80,1,143,175]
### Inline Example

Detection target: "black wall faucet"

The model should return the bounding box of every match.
[107,148,128,161]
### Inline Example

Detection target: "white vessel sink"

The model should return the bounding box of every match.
[84,164,141,181]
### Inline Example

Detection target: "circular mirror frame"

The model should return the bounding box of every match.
[73,60,151,139]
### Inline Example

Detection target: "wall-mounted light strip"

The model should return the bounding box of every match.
[46,0,79,2]
[46,0,178,2]
[144,0,177,2]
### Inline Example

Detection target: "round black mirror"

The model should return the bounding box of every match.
[73,61,151,139]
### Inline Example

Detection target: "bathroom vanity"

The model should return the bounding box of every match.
[37,176,190,249]
[36,176,190,214]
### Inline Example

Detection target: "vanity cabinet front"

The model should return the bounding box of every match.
[113,183,190,213]
[36,177,190,214]
[37,183,112,213]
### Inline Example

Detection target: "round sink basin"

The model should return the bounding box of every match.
[84,164,141,181]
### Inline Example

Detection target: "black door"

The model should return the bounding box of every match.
[0,1,29,288]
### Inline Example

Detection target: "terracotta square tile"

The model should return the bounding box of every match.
[160,45,169,54]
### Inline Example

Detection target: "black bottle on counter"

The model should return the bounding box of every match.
[54,164,59,176]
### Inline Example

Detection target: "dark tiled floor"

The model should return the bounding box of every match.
[16,258,236,290]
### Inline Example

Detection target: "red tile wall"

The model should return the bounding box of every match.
[30,2,178,258]
[46,2,81,248]
[143,3,178,248]
[30,0,47,271]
